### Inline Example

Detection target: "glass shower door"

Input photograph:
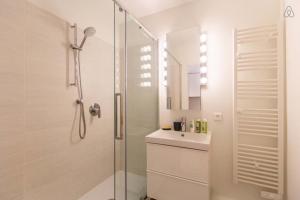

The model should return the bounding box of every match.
[114,2,126,200]
[114,2,159,199]
[125,15,159,200]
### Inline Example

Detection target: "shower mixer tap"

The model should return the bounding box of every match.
[89,103,101,118]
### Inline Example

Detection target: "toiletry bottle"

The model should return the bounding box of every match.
[181,117,186,132]
[201,119,208,134]
[173,121,182,131]
[189,120,195,132]
[182,122,186,132]
[195,119,201,133]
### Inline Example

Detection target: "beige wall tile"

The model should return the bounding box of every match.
[0,167,23,200]
[0,0,26,29]
[23,150,72,191]
[0,0,115,199]
[23,174,74,200]
[0,2,25,106]
[0,0,26,199]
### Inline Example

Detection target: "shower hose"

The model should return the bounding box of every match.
[75,50,87,139]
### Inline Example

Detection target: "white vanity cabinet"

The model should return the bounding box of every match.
[146,130,211,200]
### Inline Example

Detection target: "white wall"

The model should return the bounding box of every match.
[285,0,300,200]
[27,0,114,44]
[140,0,280,199]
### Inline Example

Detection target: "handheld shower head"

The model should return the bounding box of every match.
[79,27,96,49]
[84,27,96,37]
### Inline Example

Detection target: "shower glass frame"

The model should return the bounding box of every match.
[113,1,159,199]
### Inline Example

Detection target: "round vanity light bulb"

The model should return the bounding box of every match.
[200,77,208,85]
[163,80,167,86]
[200,66,208,74]
[200,33,207,43]
[141,46,152,53]
[163,71,168,77]
[141,64,151,70]
[163,51,167,58]
[146,73,151,78]
[200,55,208,63]
[163,60,167,67]
[163,41,167,49]
[141,82,151,87]
[200,45,208,53]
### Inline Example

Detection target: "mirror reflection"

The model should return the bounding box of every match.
[165,27,203,110]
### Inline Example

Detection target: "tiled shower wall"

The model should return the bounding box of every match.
[0,0,114,199]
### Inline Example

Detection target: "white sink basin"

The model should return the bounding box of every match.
[145,129,211,151]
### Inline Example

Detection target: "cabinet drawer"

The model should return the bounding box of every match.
[147,170,209,200]
[147,143,209,183]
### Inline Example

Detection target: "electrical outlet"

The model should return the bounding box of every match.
[261,191,282,200]
[213,112,223,121]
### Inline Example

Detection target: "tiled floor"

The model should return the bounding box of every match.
[79,171,146,200]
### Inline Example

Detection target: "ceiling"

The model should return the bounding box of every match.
[28,0,114,43]
[28,0,194,44]
[117,0,194,17]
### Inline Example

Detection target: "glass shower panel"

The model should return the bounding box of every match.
[126,16,159,200]
[114,3,126,200]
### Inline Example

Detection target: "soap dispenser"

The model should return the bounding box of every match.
[181,117,187,132]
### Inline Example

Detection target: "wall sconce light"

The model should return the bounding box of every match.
[200,32,208,86]
[162,40,168,87]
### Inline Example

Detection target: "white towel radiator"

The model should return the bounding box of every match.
[233,24,285,198]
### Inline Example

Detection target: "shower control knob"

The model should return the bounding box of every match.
[89,103,101,118]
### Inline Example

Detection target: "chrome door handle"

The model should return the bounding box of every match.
[115,93,123,140]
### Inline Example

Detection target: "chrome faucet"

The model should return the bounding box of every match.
[89,103,101,118]
[181,117,187,132]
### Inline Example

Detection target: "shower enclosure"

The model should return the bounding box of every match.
[0,0,158,199]
[114,1,159,200]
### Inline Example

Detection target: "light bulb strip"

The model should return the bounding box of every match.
[200,32,208,85]
[140,44,153,87]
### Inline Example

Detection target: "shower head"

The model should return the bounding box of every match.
[84,27,96,37]
[79,27,96,49]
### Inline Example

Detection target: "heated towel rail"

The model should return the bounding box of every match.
[233,24,285,197]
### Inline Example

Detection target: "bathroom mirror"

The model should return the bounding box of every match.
[165,27,202,110]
